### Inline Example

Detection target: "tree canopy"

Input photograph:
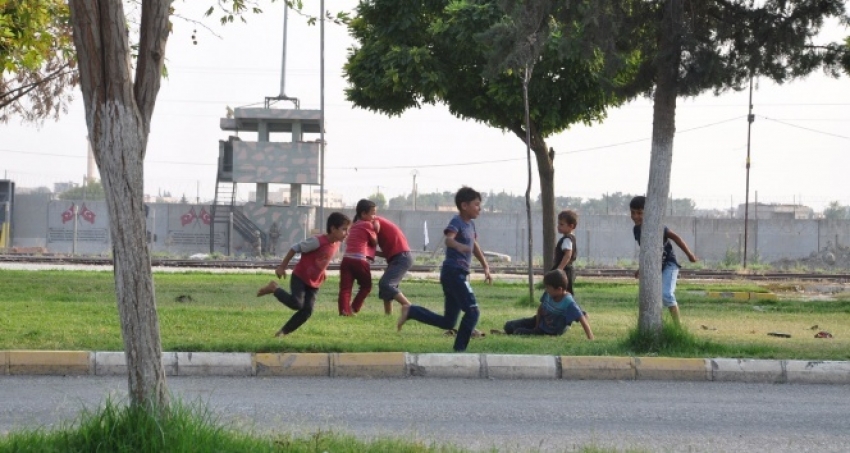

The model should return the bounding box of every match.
[344,0,639,268]
[0,0,77,123]
[540,0,850,335]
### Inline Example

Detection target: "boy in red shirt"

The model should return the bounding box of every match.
[375,216,414,322]
[257,212,351,337]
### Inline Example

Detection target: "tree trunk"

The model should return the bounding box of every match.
[511,125,556,272]
[521,70,535,302]
[69,0,171,409]
[638,0,682,335]
[532,138,556,271]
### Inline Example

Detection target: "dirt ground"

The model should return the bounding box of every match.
[772,243,850,273]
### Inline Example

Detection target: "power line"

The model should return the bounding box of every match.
[328,116,746,170]
[760,115,850,141]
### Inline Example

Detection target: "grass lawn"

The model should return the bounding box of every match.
[0,269,848,360]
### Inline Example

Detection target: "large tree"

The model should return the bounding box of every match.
[344,0,637,270]
[548,0,848,334]
[63,0,335,408]
[68,0,172,409]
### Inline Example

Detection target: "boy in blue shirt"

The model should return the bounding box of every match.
[629,195,697,324]
[397,186,492,352]
[503,269,594,339]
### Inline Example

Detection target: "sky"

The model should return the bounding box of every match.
[2,1,849,212]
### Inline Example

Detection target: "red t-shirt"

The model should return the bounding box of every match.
[344,220,377,260]
[293,234,340,288]
[375,217,410,260]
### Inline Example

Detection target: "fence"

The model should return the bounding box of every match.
[8,194,850,267]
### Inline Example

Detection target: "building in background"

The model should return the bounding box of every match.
[737,203,815,220]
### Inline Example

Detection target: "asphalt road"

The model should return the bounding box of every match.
[2,376,849,452]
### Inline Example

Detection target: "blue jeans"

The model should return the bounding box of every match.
[407,266,479,352]
[662,262,679,307]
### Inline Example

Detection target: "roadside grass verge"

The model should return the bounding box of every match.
[0,398,638,453]
[0,270,847,360]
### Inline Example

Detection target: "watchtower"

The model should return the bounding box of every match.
[211,108,322,255]
[209,3,327,256]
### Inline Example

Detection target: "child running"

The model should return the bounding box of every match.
[256,212,351,337]
[397,186,492,352]
[338,199,380,316]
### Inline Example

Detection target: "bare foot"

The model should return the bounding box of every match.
[274,328,287,338]
[257,280,278,297]
[396,304,411,332]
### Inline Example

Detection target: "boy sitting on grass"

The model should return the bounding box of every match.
[501,269,594,339]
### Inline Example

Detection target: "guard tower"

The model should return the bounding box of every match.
[211,108,322,255]
[210,4,326,256]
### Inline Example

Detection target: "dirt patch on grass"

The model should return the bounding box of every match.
[772,243,850,272]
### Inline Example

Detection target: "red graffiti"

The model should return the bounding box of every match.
[199,207,211,225]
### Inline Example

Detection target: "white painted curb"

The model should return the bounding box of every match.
[486,354,557,380]
[407,353,482,378]
[709,358,785,383]
[175,352,253,376]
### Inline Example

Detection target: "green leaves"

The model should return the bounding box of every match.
[0,0,72,72]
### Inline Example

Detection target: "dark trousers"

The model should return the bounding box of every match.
[273,274,318,334]
[338,257,372,314]
[407,266,479,352]
[504,316,546,335]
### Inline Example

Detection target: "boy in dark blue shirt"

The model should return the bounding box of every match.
[397,186,492,352]
[503,269,594,339]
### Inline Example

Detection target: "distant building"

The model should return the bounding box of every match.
[54,181,78,194]
[736,202,814,220]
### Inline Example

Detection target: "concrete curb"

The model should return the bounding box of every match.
[2,350,849,384]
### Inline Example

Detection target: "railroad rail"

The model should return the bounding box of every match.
[1,254,848,282]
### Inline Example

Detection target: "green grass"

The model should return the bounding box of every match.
[0,269,848,360]
[0,398,641,453]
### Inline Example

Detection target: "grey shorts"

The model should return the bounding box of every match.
[378,251,413,301]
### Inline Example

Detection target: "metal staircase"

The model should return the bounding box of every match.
[210,136,269,255]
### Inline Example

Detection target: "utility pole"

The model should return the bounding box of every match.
[411,169,419,211]
[319,0,325,223]
[743,75,755,268]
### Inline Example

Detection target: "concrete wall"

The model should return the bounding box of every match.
[9,199,850,265]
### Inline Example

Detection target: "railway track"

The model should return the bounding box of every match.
[2,254,849,282]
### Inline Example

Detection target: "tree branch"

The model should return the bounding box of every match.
[0,64,75,107]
